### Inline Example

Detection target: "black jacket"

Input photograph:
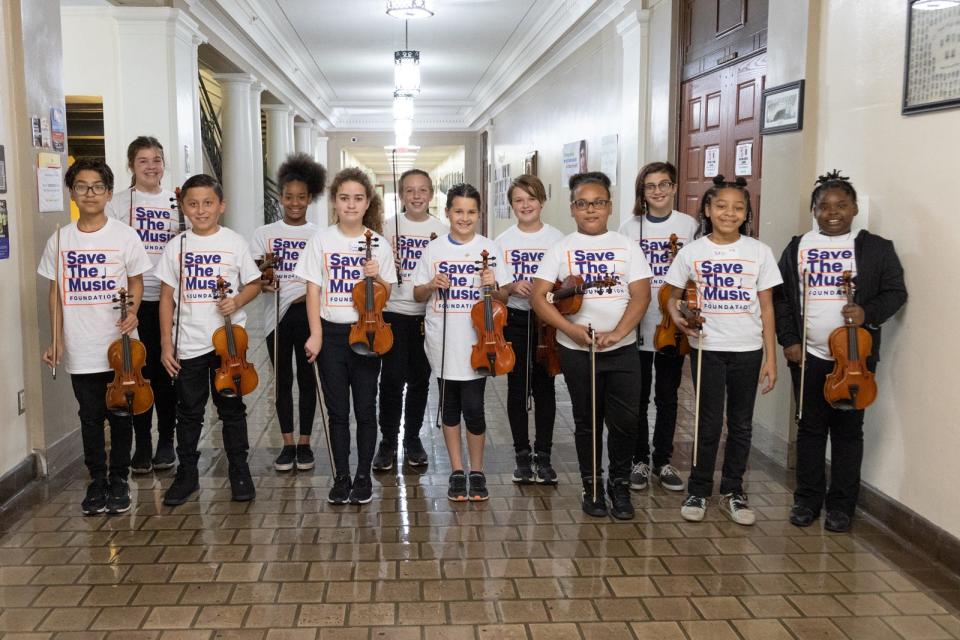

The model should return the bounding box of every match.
[773,229,907,364]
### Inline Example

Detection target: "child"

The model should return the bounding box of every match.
[531,172,652,520]
[38,158,152,515]
[775,171,906,532]
[619,161,698,492]
[156,174,262,506]
[412,183,512,502]
[106,136,180,473]
[374,169,447,470]
[296,168,396,505]
[495,174,564,484]
[250,153,323,472]
[664,175,781,526]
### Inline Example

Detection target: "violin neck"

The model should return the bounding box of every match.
[224,315,237,357]
[483,286,494,330]
[847,325,859,361]
[365,276,375,311]
[121,333,132,374]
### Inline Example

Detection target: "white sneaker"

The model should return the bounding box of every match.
[680,494,707,522]
[719,493,756,526]
[629,462,650,490]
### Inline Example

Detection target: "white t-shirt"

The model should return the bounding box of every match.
[619,211,699,351]
[36,218,152,374]
[535,231,653,352]
[664,235,782,352]
[154,226,262,360]
[798,231,857,360]
[412,234,513,381]
[383,214,448,316]
[293,225,398,324]
[495,223,566,312]
[250,220,317,334]
[107,187,181,302]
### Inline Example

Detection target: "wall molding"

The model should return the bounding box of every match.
[0,454,36,511]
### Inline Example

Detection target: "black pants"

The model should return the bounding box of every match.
[71,371,147,480]
[319,320,380,478]
[790,355,866,516]
[504,309,556,454]
[559,344,640,481]
[136,300,177,448]
[378,311,431,444]
[438,377,487,434]
[633,350,684,467]
[266,302,317,436]
[687,349,763,498]
[174,351,249,469]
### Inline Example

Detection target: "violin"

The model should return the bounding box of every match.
[653,233,691,356]
[535,319,561,377]
[545,274,619,315]
[211,276,259,398]
[824,271,876,410]
[105,288,154,416]
[470,249,515,376]
[349,229,394,357]
[678,279,704,332]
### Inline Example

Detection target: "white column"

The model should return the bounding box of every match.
[315,132,329,166]
[616,6,650,228]
[250,82,265,225]
[287,112,297,160]
[214,73,258,239]
[262,104,293,182]
[294,121,314,156]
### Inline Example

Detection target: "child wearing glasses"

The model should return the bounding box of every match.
[531,172,652,520]
[38,159,152,515]
[618,162,698,494]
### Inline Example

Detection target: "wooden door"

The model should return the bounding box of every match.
[678,54,766,234]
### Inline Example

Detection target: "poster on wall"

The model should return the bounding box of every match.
[0,145,7,193]
[30,117,42,147]
[37,152,63,213]
[735,141,752,176]
[704,145,720,178]
[40,117,51,149]
[562,140,587,184]
[0,200,8,260]
[50,108,65,153]
[903,0,960,114]
[493,164,512,219]
[600,135,618,185]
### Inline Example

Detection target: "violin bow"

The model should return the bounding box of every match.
[692,312,704,468]
[797,269,809,422]
[310,362,336,475]
[171,190,186,382]
[273,267,280,423]
[524,309,533,412]
[392,148,402,285]
[435,285,448,428]
[51,223,61,380]
[588,324,597,504]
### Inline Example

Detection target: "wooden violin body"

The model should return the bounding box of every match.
[653,234,691,356]
[823,271,876,410]
[105,288,154,416]
[678,280,704,332]
[547,275,618,315]
[349,230,394,357]
[535,320,561,377]
[211,277,259,398]
[470,250,515,376]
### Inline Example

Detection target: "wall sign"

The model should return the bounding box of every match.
[704,145,720,178]
[735,141,752,176]
[903,0,960,115]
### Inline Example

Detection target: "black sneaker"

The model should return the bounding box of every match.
[130,448,153,475]
[81,479,108,516]
[533,451,558,485]
[296,444,315,471]
[468,471,489,501]
[106,477,131,514]
[512,449,534,484]
[372,441,397,471]
[229,462,256,502]
[652,464,685,492]
[447,471,468,502]
[274,445,296,472]
[152,440,176,470]
[404,437,429,466]
[163,466,199,506]
[607,478,635,520]
[327,475,352,505]
[824,509,852,533]
[349,474,373,505]
[581,478,607,517]
[789,503,817,527]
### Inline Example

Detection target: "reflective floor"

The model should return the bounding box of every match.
[2,324,959,639]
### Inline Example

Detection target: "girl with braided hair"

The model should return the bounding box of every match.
[774,171,906,532]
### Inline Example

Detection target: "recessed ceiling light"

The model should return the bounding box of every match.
[914,0,959,8]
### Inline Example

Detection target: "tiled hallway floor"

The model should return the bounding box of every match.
[2,330,959,639]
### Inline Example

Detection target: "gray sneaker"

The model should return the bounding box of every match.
[680,494,707,522]
[653,464,685,491]
[719,493,756,526]
[629,461,650,490]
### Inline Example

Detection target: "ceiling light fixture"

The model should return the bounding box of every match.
[393,94,415,120]
[386,0,434,19]
[394,118,413,148]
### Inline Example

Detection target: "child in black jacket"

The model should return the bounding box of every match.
[774,171,907,532]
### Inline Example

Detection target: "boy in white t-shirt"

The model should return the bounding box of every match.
[413,183,512,503]
[156,174,262,507]
[618,162,699,493]
[38,159,153,516]
[531,172,652,521]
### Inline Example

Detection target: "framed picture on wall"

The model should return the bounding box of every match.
[760,80,805,134]
[902,0,960,115]
[524,151,538,177]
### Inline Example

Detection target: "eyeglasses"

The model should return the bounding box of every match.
[572,199,611,211]
[643,180,674,193]
[72,183,108,196]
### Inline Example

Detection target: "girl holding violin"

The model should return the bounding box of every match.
[618,161,698,493]
[531,172,652,520]
[38,159,152,515]
[296,168,396,506]
[157,174,262,506]
[664,176,781,526]
[250,153,323,472]
[774,171,906,532]
[106,136,180,474]
[412,183,511,502]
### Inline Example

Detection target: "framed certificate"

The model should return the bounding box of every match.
[902,0,960,115]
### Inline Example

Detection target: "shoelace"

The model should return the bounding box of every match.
[728,494,749,510]
[683,495,706,508]
[632,462,650,476]
[659,464,680,478]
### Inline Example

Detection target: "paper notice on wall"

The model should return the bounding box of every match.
[704,145,720,178]
[38,162,64,213]
[562,140,587,184]
[735,141,752,176]
[0,200,8,260]
[40,118,51,149]
[600,135,618,185]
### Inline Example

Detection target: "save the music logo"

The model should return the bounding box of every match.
[180,250,235,303]
[434,259,481,313]
[60,249,123,305]
[564,248,626,297]
[133,205,177,254]
[800,247,854,300]
[640,237,677,289]
[269,237,309,282]
[323,249,365,307]
[694,259,756,314]
[504,248,546,283]
[396,235,432,281]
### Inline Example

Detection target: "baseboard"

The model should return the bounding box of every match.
[0,454,37,508]
[44,427,84,478]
